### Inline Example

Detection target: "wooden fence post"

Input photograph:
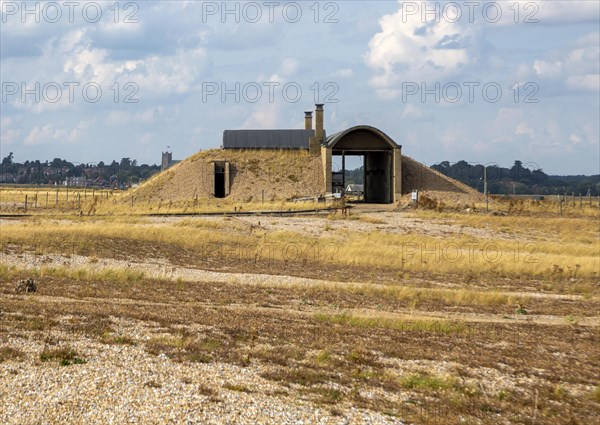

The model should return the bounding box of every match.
[559,196,562,216]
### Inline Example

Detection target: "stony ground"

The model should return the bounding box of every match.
[1,212,598,424]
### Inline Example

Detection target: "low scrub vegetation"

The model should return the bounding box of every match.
[0,346,25,362]
[314,312,465,335]
[39,347,86,366]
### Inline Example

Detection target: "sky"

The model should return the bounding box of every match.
[1,0,599,174]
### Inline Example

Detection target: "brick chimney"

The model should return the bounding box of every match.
[304,111,313,130]
[315,104,324,144]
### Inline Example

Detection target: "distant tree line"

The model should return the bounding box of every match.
[2,152,598,195]
[344,167,365,186]
[431,160,600,196]
[344,160,599,196]
[0,152,160,186]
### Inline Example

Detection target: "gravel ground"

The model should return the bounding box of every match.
[1,323,403,425]
[148,212,518,241]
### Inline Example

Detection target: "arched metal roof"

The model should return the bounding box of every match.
[325,125,400,149]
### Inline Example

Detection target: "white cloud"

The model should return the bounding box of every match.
[24,125,53,146]
[516,122,535,139]
[483,107,596,155]
[401,104,425,119]
[2,27,210,114]
[463,1,600,27]
[239,70,290,129]
[487,108,532,144]
[525,32,599,93]
[107,107,164,125]
[138,133,153,145]
[526,1,600,25]
[24,120,94,146]
[334,68,354,78]
[581,123,599,146]
[533,60,562,78]
[566,74,600,92]
[279,57,299,76]
[1,116,13,127]
[1,129,20,146]
[241,102,280,128]
[440,123,467,150]
[364,1,478,99]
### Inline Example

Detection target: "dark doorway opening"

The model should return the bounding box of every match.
[214,163,226,198]
[364,151,391,203]
[333,150,391,203]
[327,126,399,204]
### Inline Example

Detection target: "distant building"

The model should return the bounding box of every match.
[64,176,88,187]
[220,104,403,203]
[346,184,364,195]
[0,173,16,183]
[161,151,172,171]
[161,151,180,171]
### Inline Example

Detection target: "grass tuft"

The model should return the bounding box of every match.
[40,347,86,366]
[400,372,458,391]
[0,346,25,362]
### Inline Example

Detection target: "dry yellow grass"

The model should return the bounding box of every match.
[0,186,114,211]
[314,311,466,334]
[405,195,600,218]
[0,186,328,215]
[409,209,600,242]
[2,212,598,281]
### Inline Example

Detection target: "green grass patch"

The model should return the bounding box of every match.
[40,347,87,366]
[591,385,600,402]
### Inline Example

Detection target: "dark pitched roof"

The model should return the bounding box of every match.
[223,129,318,149]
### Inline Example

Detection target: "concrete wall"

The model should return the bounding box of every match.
[322,144,402,204]
[393,148,402,201]
[321,146,333,194]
